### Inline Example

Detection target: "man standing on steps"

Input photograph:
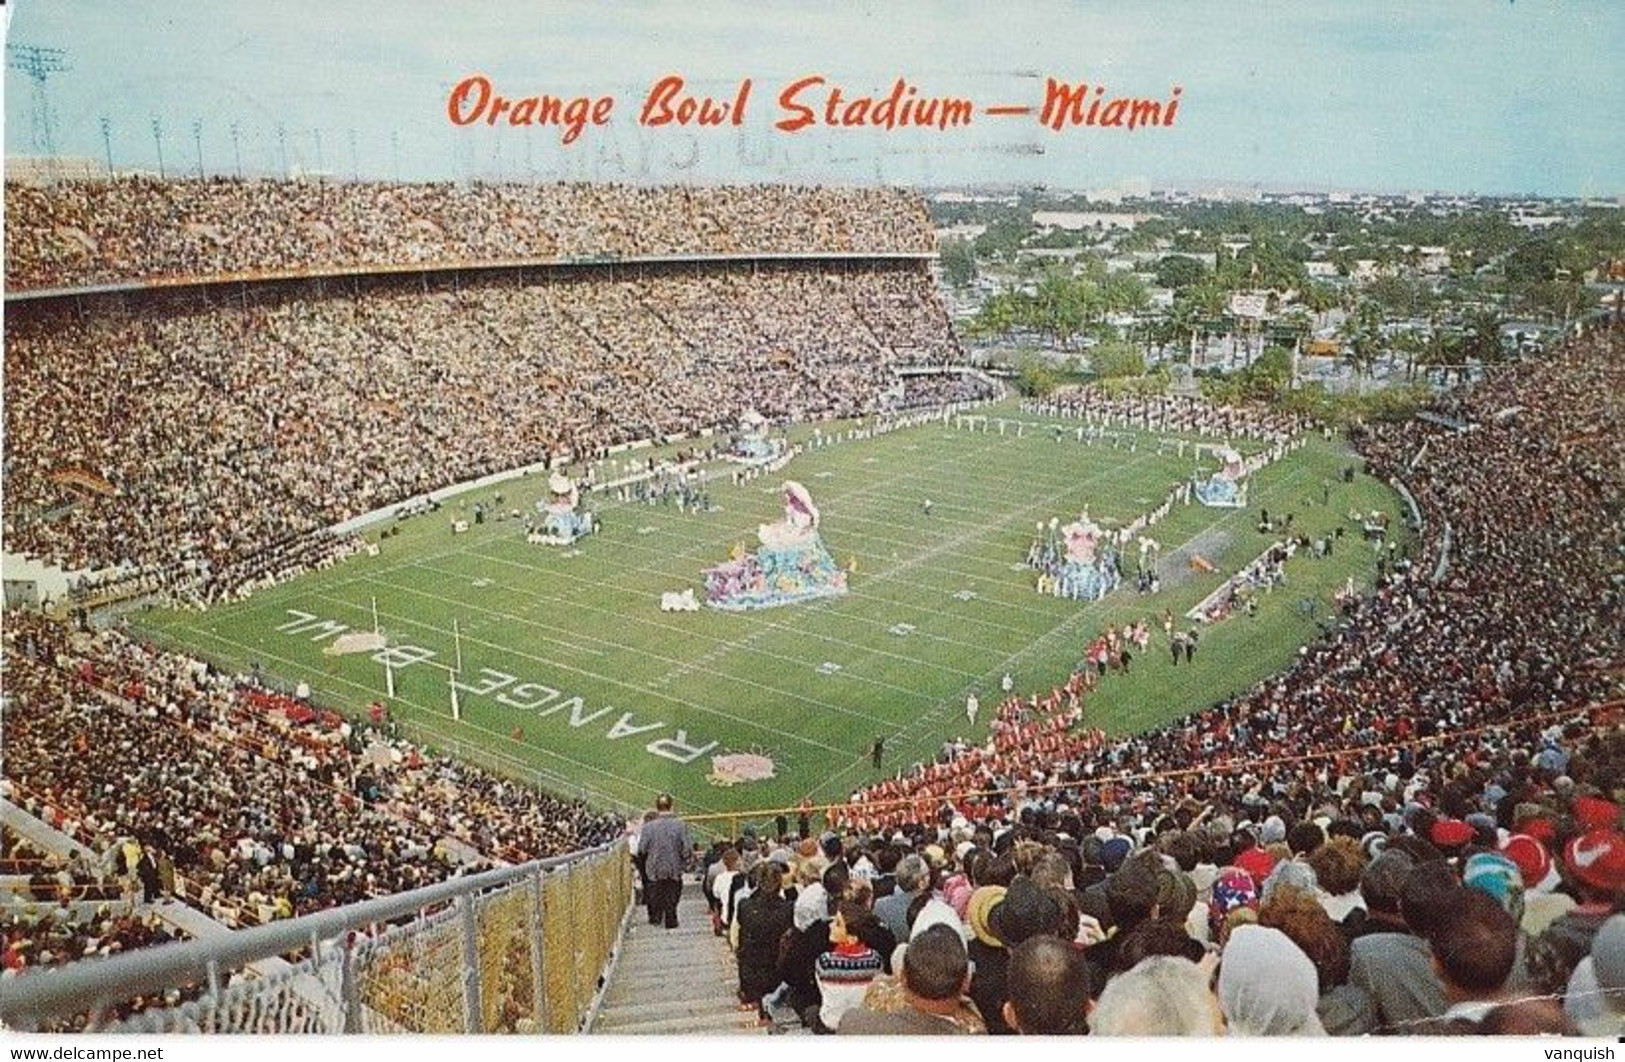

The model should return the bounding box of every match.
[640,793,690,930]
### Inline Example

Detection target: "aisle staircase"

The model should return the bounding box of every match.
[590,885,763,1035]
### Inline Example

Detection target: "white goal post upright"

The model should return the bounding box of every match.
[450,616,464,722]
[364,604,466,724]
[373,596,395,699]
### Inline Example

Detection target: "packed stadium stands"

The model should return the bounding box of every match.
[3,180,958,601]
[2,610,622,932]
[3,179,935,290]
[2,175,1620,1036]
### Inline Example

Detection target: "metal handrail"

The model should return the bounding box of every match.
[0,842,615,1029]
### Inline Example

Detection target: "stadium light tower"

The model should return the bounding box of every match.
[229,121,243,178]
[276,123,288,176]
[6,44,71,181]
[150,117,166,178]
[192,119,204,177]
[348,127,359,181]
[390,130,401,181]
[98,116,113,175]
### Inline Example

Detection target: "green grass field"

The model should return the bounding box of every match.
[134,401,1406,825]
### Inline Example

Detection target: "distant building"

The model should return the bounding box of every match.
[930,191,1019,205]
[1415,246,1451,273]
[1509,213,1564,230]
[1032,210,1153,232]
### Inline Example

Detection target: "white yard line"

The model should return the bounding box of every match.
[168,621,729,817]
[409,556,984,685]
[310,587,889,747]
[805,459,1326,806]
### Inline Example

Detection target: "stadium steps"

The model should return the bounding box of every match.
[590,887,762,1035]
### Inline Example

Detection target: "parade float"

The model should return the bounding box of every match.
[529,472,595,545]
[1194,445,1250,508]
[703,481,848,610]
[726,409,787,465]
[1027,512,1121,602]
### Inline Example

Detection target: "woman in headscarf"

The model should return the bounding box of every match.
[1217,924,1327,1036]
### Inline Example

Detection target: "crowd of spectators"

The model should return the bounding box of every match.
[1,825,204,1030]
[5,262,957,589]
[677,327,1625,1035]
[699,734,1622,1036]
[893,373,999,410]
[3,898,185,983]
[2,827,124,906]
[1,611,623,931]
[4,179,936,290]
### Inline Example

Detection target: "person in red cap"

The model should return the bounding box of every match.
[1573,795,1620,833]
[1500,833,1575,937]
[1527,829,1625,997]
[1430,819,1475,852]
[1234,846,1276,890]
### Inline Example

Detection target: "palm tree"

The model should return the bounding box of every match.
[1462,309,1507,368]
[1389,329,1424,381]
[1337,300,1384,394]
[1417,326,1463,386]
[1302,281,1339,330]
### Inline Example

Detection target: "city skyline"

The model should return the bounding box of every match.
[3,1,1623,197]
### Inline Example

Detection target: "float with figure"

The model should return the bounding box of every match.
[1027,511,1121,601]
[704,481,848,610]
[529,472,596,545]
[726,409,787,466]
[1194,445,1249,508]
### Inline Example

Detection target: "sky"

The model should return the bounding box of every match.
[3,0,1622,195]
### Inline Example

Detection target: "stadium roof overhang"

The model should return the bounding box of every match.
[3,250,939,303]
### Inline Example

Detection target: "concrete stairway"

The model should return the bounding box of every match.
[590,885,763,1035]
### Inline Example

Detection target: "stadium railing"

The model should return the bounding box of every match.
[0,840,634,1035]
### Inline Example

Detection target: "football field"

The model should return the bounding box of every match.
[134,401,1406,826]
